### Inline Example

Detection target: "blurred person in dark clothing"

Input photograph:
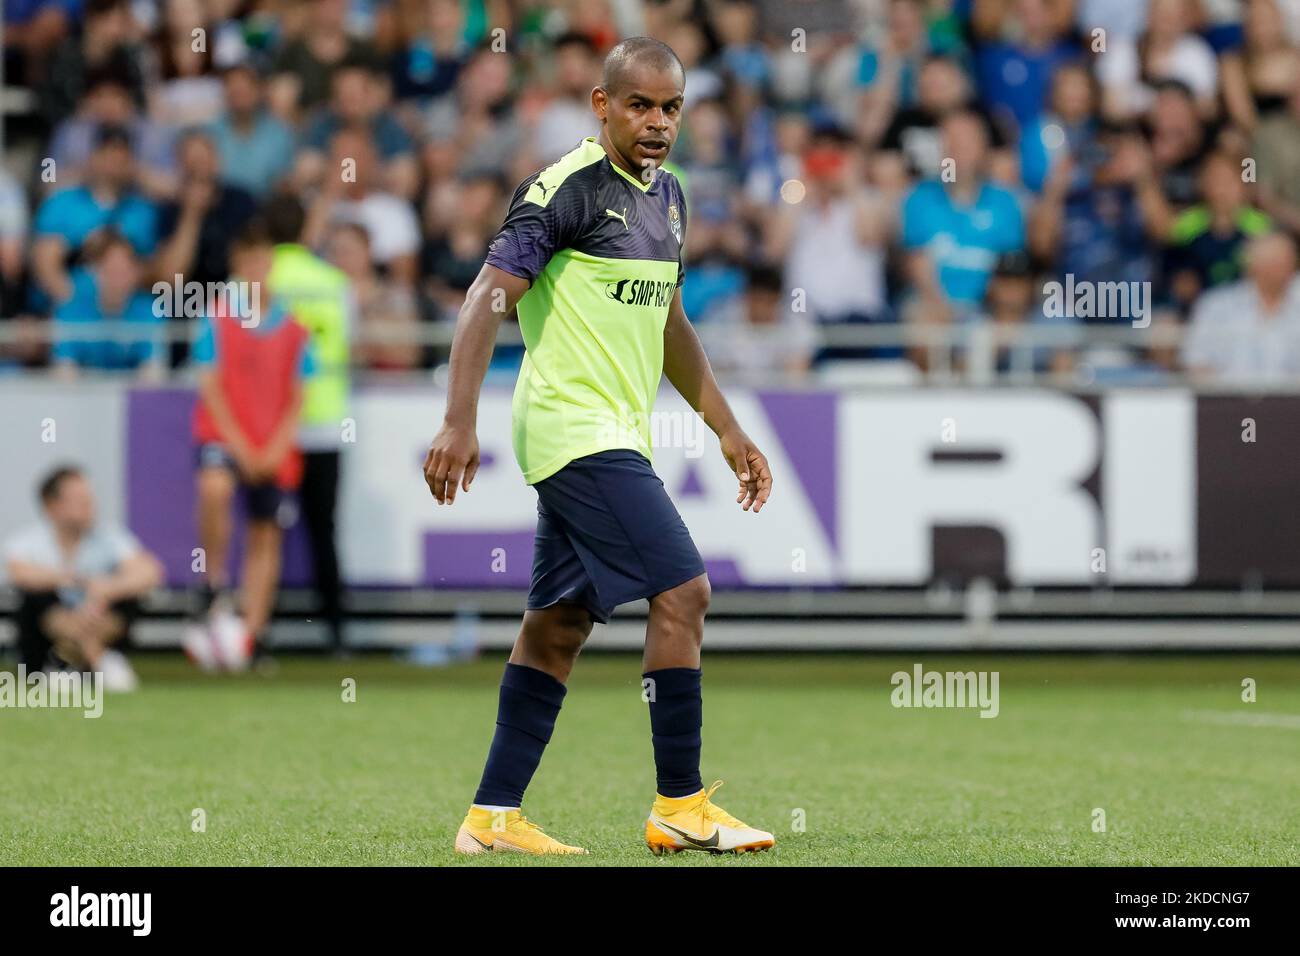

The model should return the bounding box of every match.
[1140,81,1215,215]
[265,195,353,654]
[153,129,258,287]
[152,128,258,364]
[40,0,146,126]
[1164,151,1272,310]
[269,0,382,119]
[4,0,79,88]
[1028,122,1163,316]
[673,97,749,322]
[422,171,505,309]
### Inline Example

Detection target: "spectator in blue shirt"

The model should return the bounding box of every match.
[1027,123,1163,318]
[974,0,1081,137]
[902,109,1026,350]
[208,63,296,199]
[1020,63,1102,194]
[52,230,164,375]
[31,124,158,312]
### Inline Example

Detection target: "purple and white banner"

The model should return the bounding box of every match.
[102,384,1296,590]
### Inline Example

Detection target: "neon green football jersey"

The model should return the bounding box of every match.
[485,137,688,484]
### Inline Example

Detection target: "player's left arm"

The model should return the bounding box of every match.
[662,289,772,513]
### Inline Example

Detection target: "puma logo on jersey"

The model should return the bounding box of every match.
[605,207,629,230]
[534,180,553,199]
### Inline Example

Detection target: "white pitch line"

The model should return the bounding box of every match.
[1181,709,1300,730]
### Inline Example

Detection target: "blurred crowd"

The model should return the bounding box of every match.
[4,0,1300,384]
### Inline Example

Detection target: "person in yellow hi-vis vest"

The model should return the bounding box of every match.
[264,196,352,654]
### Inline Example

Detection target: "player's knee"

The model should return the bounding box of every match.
[521,606,592,660]
[656,574,711,625]
[197,467,235,504]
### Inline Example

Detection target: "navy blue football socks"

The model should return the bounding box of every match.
[644,666,705,798]
[473,663,567,808]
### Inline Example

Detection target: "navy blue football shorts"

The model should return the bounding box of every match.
[195,443,288,523]
[527,449,708,625]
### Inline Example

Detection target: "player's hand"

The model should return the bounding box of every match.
[719,428,772,514]
[424,421,479,505]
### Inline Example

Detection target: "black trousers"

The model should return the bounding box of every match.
[16,591,139,670]
[300,449,345,649]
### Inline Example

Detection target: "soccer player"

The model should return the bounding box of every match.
[423,37,776,856]
[191,220,312,655]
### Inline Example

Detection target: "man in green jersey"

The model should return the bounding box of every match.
[424,37,775,856]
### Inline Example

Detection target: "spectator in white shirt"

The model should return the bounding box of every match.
[1182,232,1300,382]
[3,465,162,688]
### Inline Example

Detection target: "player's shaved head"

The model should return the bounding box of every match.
[601,36,684,97]
[593,37,685,175]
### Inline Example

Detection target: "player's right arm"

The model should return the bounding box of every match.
[426,163,591,504]
[423,263,530,505]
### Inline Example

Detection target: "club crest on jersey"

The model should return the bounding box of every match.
[667,203,682,243]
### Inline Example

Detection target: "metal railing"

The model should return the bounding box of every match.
[0,315,1239,387]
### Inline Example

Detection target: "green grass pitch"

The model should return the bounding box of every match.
[2,653,1298,866]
